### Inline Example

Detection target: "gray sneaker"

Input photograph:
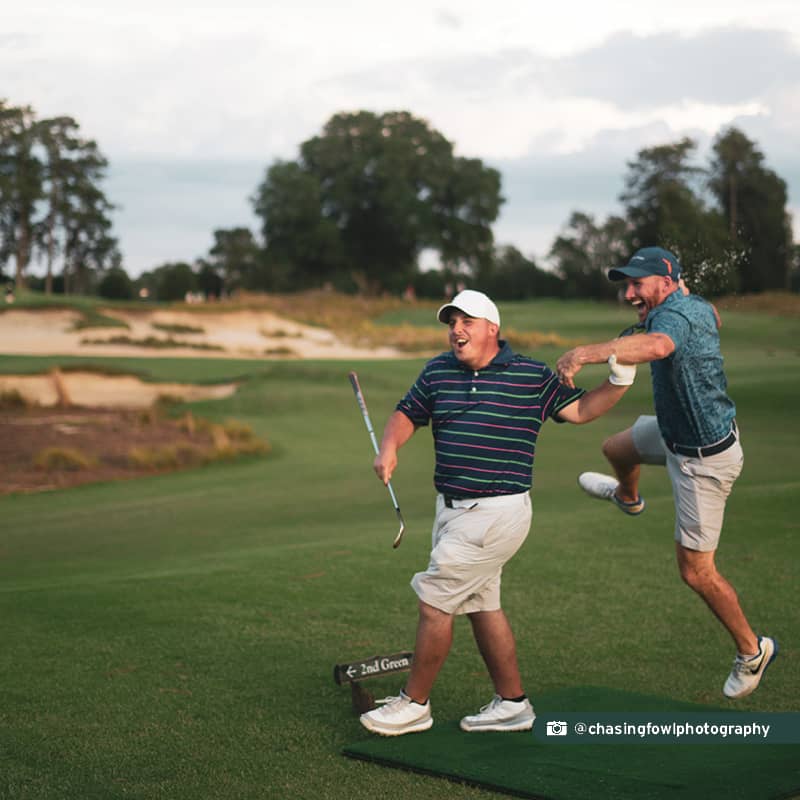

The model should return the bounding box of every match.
[359,690,433,736]
[460,695,535,732]
[578,472,645,515]
[723,636,779,699]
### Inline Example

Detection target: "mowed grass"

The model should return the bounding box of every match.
[0,298,798,800]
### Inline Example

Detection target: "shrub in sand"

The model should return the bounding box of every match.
[35,447,97,471]
[0,389,30,410]
[128,444,206,470]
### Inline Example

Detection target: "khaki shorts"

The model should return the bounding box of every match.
[631,415,743,552]
[411,492,532,615]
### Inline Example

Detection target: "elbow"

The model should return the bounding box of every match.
[650,335,675,360]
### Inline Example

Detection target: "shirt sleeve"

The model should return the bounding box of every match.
[648,308,690,350]
[396,364,434,427]
[541,365,586,423]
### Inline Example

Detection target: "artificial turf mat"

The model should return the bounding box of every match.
[343,687,800,800]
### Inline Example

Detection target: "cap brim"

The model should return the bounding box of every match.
[608,266,652,281]
[437,303,457,323]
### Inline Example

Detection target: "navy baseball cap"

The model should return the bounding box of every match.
[608,247,682,281]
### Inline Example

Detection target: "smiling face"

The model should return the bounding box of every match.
[447,311,500,370]
[624,274,678,322]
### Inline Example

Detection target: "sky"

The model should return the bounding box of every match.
[4,1,800,277]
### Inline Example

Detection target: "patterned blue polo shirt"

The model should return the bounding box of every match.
[396,341,585,497]
[646,291,736,447]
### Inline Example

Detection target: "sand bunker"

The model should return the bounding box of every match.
[0,308,398,359]
[0,371,237,410]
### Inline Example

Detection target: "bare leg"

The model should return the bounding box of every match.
[467,609,524,698]
[404,600,454,703]
[602,428,643,503]
[676,543,759,655]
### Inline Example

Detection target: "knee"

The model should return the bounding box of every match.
[601,432,626,462]
[678,559,716,592]
[602,429,640,468]
[418,600,450,623]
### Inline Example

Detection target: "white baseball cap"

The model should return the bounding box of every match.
[437,290,501,326]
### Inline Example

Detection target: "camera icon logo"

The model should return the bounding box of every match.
[546,720,568,736]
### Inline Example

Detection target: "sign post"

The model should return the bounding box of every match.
[333,651,414,713]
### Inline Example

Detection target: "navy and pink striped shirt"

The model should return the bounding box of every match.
[397,341,586,498]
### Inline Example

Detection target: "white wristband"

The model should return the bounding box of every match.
[608,354,636,386]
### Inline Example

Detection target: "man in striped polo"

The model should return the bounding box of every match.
[360,289,636,737]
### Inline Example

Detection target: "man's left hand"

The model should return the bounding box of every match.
[556,349,583,388]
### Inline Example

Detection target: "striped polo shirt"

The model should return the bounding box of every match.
[397,341,585,497]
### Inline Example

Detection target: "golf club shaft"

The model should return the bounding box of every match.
[348,371,405,547]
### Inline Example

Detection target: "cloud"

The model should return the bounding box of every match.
[6,10,798,272]
[547,27,800,109]
[434,9,462,30]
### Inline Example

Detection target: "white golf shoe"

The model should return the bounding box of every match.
[460,695,535,732]
[723,636,779,699]
[578,472,645,515]
[359,690,432,736]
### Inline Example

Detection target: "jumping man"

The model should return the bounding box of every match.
[556,247,778,700]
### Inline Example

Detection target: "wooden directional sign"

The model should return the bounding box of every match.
[333,651,414,685]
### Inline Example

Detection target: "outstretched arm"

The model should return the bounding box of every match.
[374,410,416,484]
[556,332,675,389]
[557,369,632,424]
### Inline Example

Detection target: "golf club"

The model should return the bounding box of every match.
[348,371,406,548]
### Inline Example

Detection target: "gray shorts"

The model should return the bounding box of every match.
[631,415,743,552]
[411,492,532,615]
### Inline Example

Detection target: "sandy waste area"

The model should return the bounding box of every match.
[0,307,398,408]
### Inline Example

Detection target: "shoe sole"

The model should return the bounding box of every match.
[459,717,535,733]
[724,638,779,699]
[578,473,645,515]
[359,716,433,736]
[578,471,618,500]
[611,493,646,515]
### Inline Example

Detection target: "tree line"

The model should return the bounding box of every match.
[133,112,800,301]
[0,100,119,294]
[2,103,797,301]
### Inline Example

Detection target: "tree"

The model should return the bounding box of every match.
[253,160,343,290]
[61,180,119,295]
[548,212,628,299]
[482,245,564,300]
[207,227,263,292]
[0,100,118,292]
[146,262,197,302]
[97,266,134,300]
[195,260,225,299]
[709,127,792,292]
[39,116,118,294]
[0,102,42,288]
[620,137,732,295]
[253,110,503,294]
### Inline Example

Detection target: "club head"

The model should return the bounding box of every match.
[392,510,405,549]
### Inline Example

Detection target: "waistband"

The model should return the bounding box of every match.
[441,492,527,509]
[666,421,738,459]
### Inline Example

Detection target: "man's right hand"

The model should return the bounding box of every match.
[374,450,397,485]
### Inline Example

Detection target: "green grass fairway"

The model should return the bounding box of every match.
[1,300,798,799]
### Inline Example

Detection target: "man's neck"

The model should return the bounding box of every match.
[464,343,501,371]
